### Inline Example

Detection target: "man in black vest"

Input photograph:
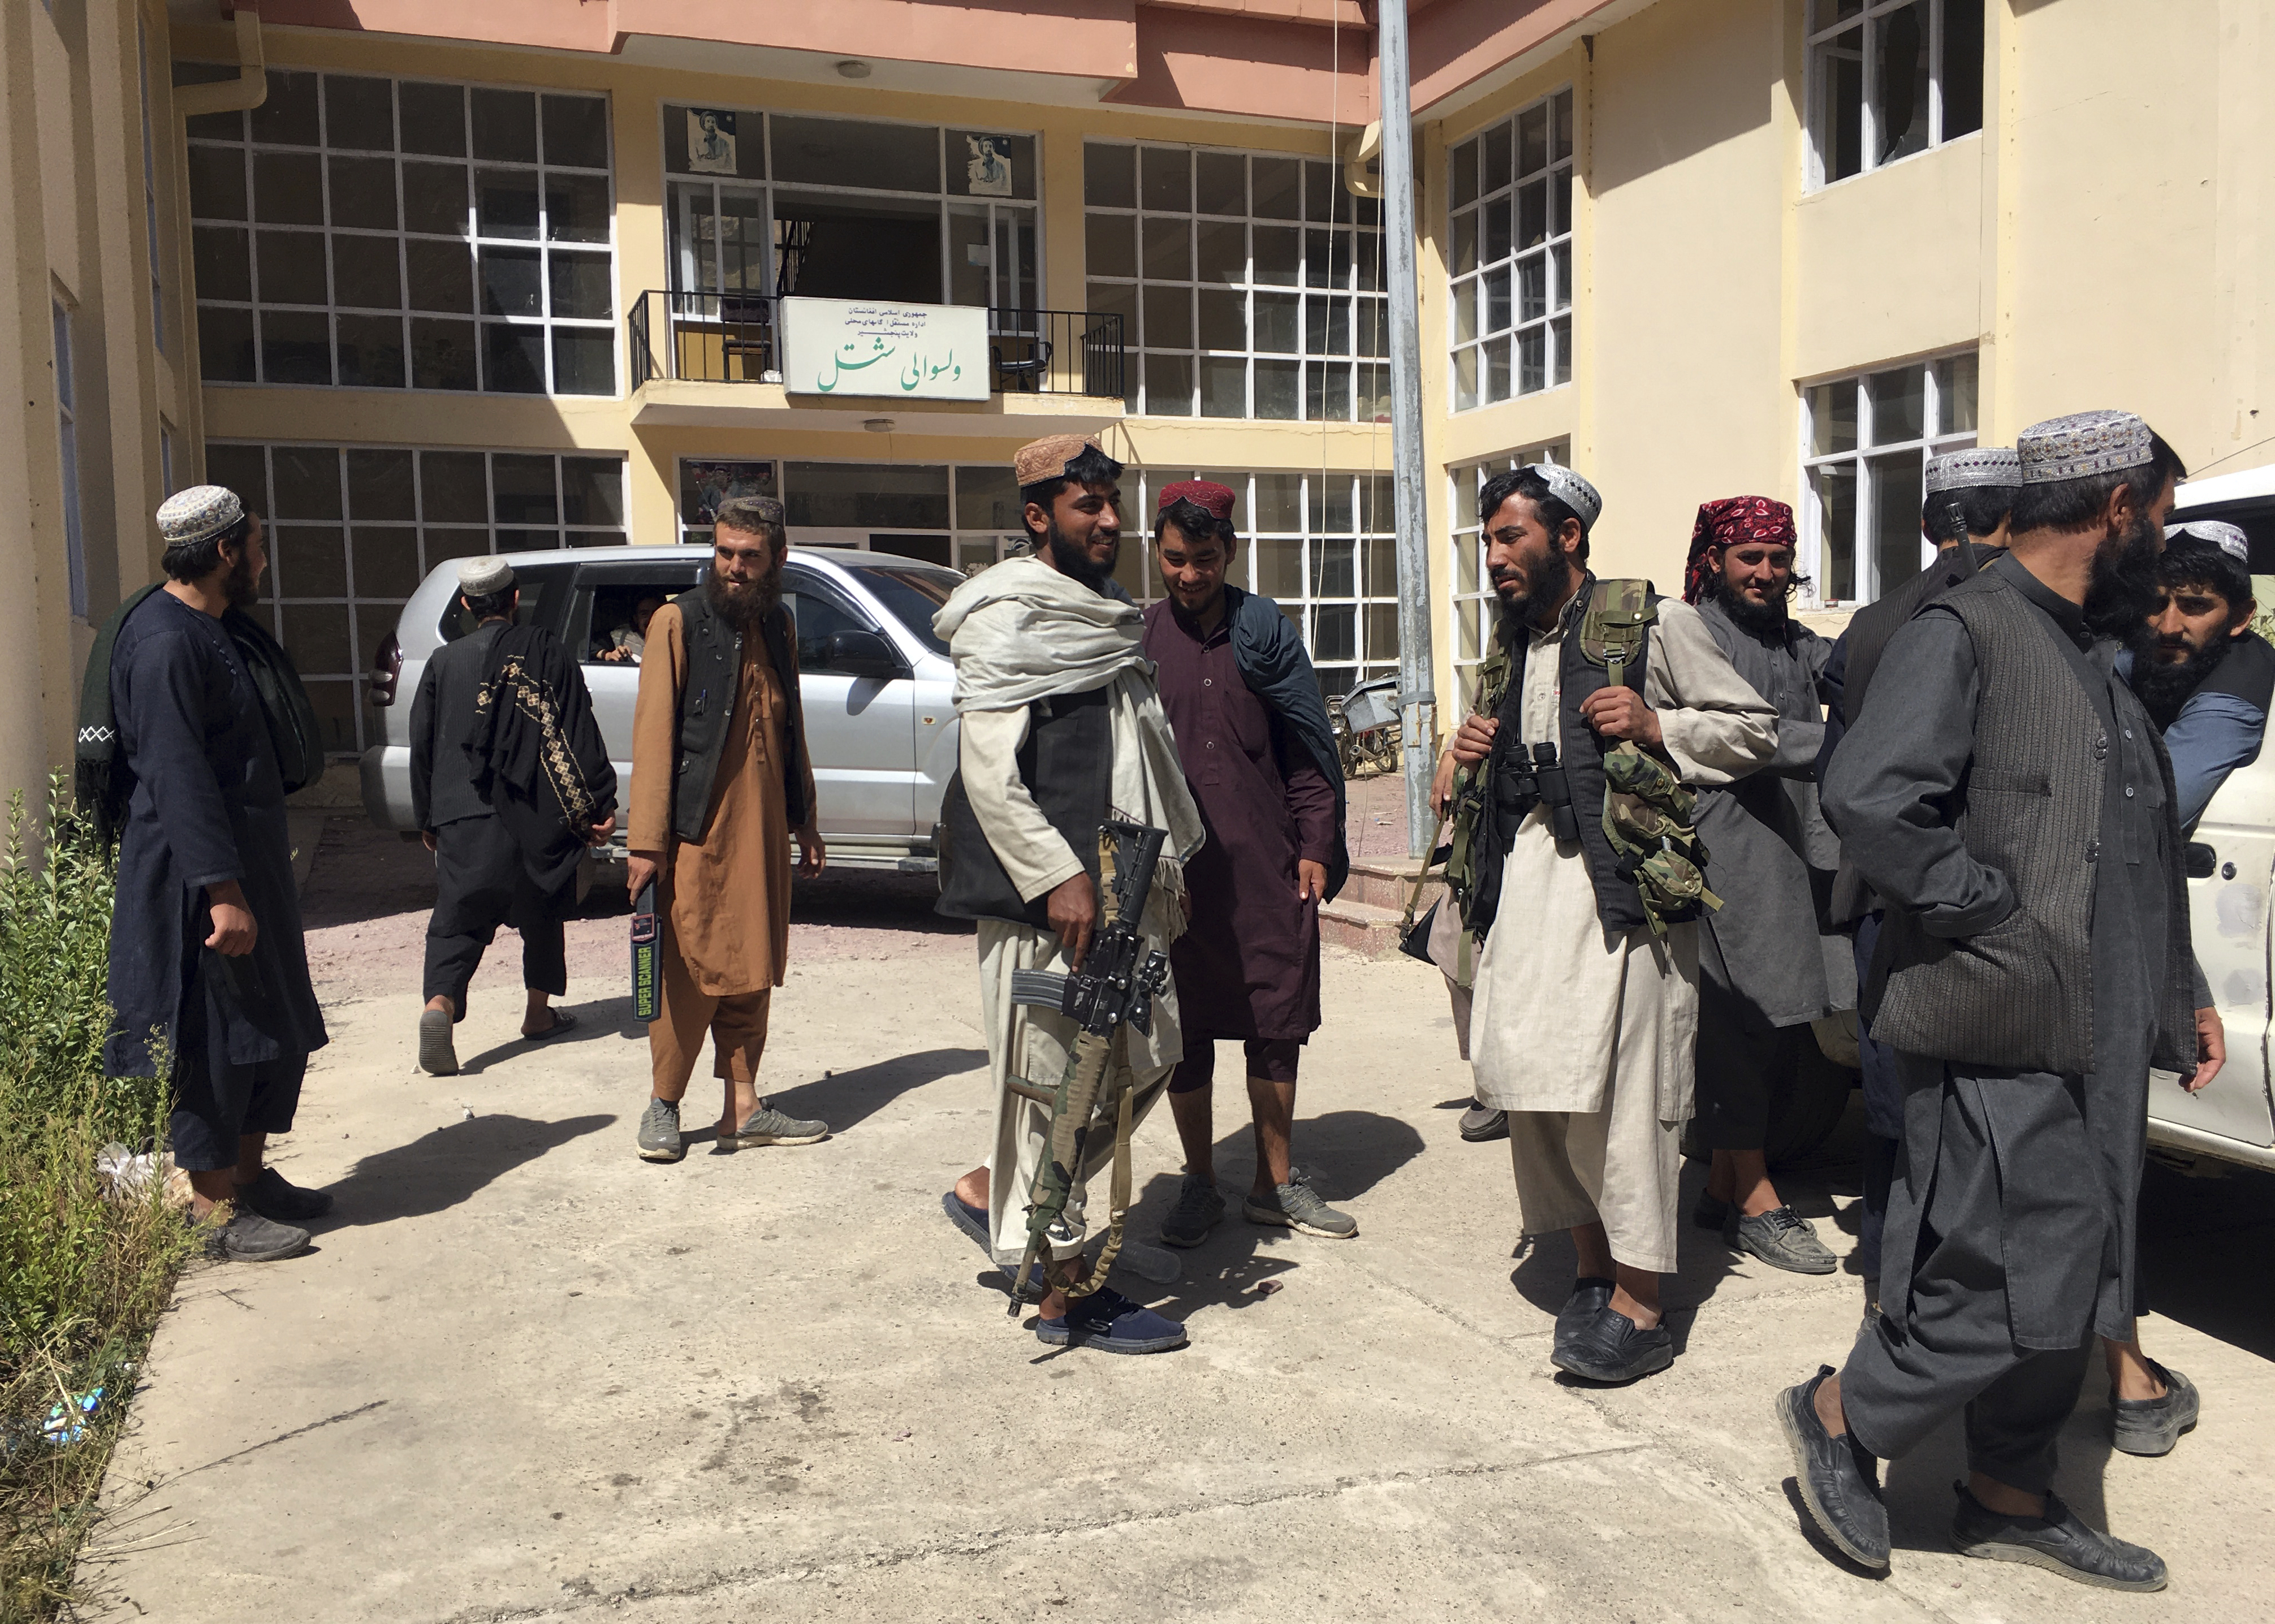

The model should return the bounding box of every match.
[934,434,1204,1356]
[625,496,826,1164]
[1449,465,1776,1384]
[1820,447,2019,1317]
[1786,411,2218,1589]
[1681,497,1851,1275]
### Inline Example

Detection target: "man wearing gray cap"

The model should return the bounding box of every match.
[1446,464,1776,1384]
[412,555,616,1076]
[92,486,329,1263]
[1784,412,2215,1588]
[1818,446,2021,1318]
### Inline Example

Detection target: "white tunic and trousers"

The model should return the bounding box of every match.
[1469,596,1777,1272]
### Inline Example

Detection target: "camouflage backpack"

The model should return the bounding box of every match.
[1581,580,1721,937]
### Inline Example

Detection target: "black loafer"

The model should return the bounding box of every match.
[1458,1104,1509,1142]
[1552,1276,1616,1363]
[1553,1302,1673,1383]
[1950,1484,2166,1591]
[235,1166,334,1221]
[2110,1360,2199,1457]
[1775,1364,1889,1570]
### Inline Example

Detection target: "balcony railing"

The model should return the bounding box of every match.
[628,291,1125,401]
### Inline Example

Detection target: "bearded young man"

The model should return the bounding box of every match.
[1141,481,1354,1246]
[2129,522,2272,832]
[627,495,827,1165]
[1449,465,1775,1384]
[1785,412,2222,1589]
[1681,499,1853,1275]
[935,435,1205,1355]
[94,487,330,1262]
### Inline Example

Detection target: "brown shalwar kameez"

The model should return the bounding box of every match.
[628,602,816,1092]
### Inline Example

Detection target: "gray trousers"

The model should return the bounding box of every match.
[1840,1059,2093,1492]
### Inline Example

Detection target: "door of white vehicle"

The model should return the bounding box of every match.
[2161,755,2275,1154]
[781,568,918,840]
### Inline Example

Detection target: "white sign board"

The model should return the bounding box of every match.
[780,298,991,401]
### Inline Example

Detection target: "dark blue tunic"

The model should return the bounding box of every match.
[104,591,326,1079]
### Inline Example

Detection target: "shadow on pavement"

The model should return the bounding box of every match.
[764,1046,987,1131]
[455,998,631,1074]
[320,1112,615,1225]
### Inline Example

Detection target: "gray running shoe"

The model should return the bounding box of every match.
[636,1097,684,1163]
[205,1206,312,1264]
[1160,1175,1226,1249]
[1459,1104,1509,1142]
[1733,1205,1838,1275]
[722,1103,828,1147]
[418,1007,459,1076]
[1244,1178,1357,1238]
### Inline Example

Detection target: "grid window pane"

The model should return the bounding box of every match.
[189,68,614,395]
[1803,351,1975,604]
[1090,140,1385,422]
[1445,87,1574,412]
[1809,0,1979,189]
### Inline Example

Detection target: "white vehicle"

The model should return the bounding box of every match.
[360,543,965,875]
[2152,465,2275,1172]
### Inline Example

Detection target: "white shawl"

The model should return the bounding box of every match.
[934,557,1206,866]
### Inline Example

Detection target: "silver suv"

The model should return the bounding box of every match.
[360,545,965,873]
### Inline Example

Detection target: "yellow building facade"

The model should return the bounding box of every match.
[6,0,2271,807]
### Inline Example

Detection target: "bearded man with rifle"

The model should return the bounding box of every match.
[933,435,1206,1355]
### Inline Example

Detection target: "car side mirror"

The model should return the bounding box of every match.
[827,629,906,680]
[2185,842,2217,880]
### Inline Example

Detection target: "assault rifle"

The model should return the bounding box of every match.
[1003,819,1172,1307]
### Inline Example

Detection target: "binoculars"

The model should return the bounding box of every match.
[1494,739,1582,846]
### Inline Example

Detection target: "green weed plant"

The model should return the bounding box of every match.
[0,779,188,1622]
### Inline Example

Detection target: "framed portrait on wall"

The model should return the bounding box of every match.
[687,109,738,176]
[964,134,1013,198]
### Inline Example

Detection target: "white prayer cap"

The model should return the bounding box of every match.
[2165,519,2250,564]
[456,555,515,595]
[2018,411,2155,483]
[1925,447,2021,493]
[1526,464,1603,529]
[156,485,245,550]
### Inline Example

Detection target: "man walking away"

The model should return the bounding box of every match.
[1819,448,2019,1319]
[97,487,330,1262]
[1142,481,1355,1246]
[1682,499,1853,1274]
[626,496,828,1164]
[1449,465,1775,1384]
[936,435,1206,1355]
[413,557,616,1075]
[1784,412,2218,1589]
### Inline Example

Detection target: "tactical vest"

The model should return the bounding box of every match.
[667,588,809,843]
[1465,576,1654,938]
[935,687,1114,930]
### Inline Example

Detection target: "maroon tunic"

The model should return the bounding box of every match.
[1143,599,1337,1041]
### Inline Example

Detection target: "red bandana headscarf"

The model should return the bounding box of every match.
[1684,496,1798,604]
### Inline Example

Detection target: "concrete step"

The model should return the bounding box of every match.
[1342,856,1447,914]
[1319,896,1411,959]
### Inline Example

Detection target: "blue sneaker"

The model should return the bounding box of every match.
[1035,1286,1188,1354]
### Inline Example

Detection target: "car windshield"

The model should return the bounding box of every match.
[857,563,964,656]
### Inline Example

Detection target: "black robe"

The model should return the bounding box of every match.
[463,623,618,899]
[103,592,326,1078]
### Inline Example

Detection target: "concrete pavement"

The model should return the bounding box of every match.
[85,865,2275,1621]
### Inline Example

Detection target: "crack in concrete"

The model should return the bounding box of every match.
[436,1442,1657,1623]
[177,1400,390,1478]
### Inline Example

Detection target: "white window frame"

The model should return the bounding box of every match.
[660,105,1041,312]
[1083,141,1390,423]
[1447,442,1570,707]
[53,297,88,619]
[185,68,619,396]
[1798,349,1978,607]
[208,441,627,754]
[1445,89,1575,413]
[1804,0,1985,192]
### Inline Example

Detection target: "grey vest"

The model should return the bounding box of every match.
[1870,569,2191,1075]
